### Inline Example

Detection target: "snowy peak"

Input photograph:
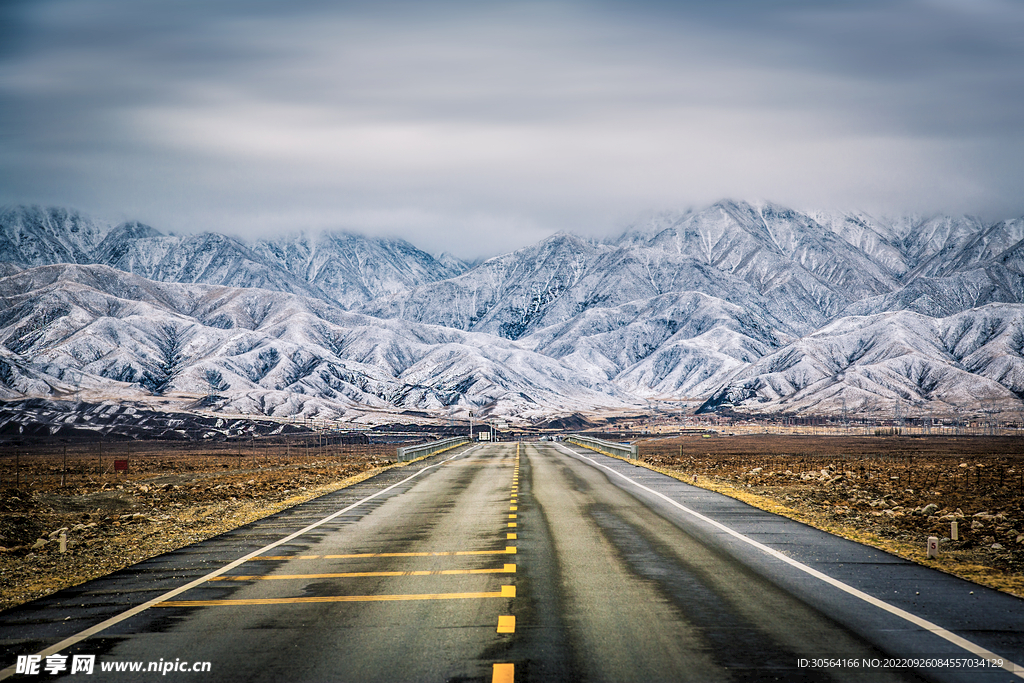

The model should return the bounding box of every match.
[95,230,327,301]
[632,200,896,299]
[911,218,1024,278]
[252,230,463,308]
[811,210,990,278]
[360,231,605,339]
[435,252,473,276]
[93,221,164,265]
[0,205,110,267]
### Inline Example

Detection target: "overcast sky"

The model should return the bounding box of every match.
[2,0,1023,258]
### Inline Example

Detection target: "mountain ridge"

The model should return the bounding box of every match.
[1,200,1022,420]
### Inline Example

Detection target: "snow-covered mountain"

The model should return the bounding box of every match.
[360,227,800,338]
[1,200,1022,419]
[524,291,792,398]
[251,232,467,308]
[0,206,111,267]
[0,206,462,308]
[0,263,627,421]
[98,228,329,301]
[616,201,898,328]
[698,305,1024,415]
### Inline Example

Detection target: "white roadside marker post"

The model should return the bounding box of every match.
[59,531,67,554]
[927,536,939,559]
[951,520,958,541]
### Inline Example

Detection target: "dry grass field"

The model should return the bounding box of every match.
[638,434,1024,596]
[0,436,396,611]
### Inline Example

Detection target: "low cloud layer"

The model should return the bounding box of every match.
[2,0,1023,257]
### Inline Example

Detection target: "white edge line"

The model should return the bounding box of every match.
[555,442,1024,679]
[0,445,479,680]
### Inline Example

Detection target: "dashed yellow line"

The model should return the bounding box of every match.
[250,547,516,561]
[160,585,516,607]
[492,662,514,683]
[497,615,516,633]
[210,564,516,581]
[493,446,519,682]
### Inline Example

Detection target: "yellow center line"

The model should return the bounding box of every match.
[249,547,516,561]
[507,533,517,540]
[508,514,517,519]
[509,506,517,511]
[160,585,516,607]
[493,663,514,683]
[210,564,516,581]
[497,615,516,634]
[508,522,517,527]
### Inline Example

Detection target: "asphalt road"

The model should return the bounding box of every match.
[2,441,1023,682]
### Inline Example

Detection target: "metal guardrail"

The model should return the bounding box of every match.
[395,437,470,462]
[566,435,638,460]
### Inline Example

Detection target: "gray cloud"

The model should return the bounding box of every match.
[2,0,1023,257]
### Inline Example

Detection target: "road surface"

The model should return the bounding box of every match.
[2,441,1022,682]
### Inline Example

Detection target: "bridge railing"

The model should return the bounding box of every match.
[395,437,470,462]
[566,435,638,460]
